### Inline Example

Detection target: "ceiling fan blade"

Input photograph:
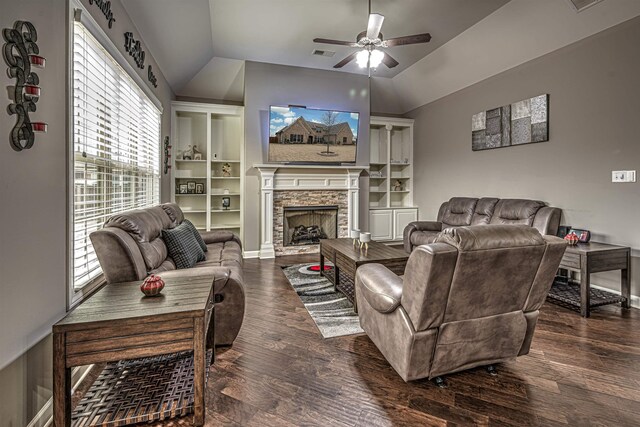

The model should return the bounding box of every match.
[366,13,384,39]
[385,33,431,47]
[313,38,359,47]
[381,52,399,68]
[333,52,358,68]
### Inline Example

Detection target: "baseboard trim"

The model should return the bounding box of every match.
[28,364,93,427]
[243,250,260,259]
[590,284,640,309]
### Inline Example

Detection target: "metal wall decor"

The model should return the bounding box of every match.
[3,21,47,152]
[163,136,171,174]
[124,31,145,69]
[87,0,116,28]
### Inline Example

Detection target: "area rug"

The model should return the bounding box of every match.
[282,263,364,338]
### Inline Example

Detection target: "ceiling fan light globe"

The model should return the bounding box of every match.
[356,50,369,68]
[369,49,384,68]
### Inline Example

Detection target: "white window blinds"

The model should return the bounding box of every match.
[72,21,160,289]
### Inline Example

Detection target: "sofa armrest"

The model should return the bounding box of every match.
[199,230,242,247]
[356,264,403,313]
[403,221,443,253]
[90,227,147,284]
[532,207,562,236]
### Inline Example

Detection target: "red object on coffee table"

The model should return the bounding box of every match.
[140,274,165,296]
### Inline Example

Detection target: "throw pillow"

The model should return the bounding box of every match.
[183,219,208,252]
[162,222,206,269]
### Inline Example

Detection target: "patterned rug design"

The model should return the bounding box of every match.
[282,263,364,338]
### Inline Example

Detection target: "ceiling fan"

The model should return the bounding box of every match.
[313,0,431,71]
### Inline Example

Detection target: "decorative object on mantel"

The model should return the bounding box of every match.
[163,136,171,174]
[140,274,165,296]
[3,20,47,152]
[564,232,579,246]
[472,94,549,151]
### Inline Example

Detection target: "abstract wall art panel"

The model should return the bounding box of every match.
[472,94,548,151]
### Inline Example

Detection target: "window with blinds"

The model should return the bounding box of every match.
[72,21,160,290]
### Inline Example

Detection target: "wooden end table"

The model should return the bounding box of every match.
[548,242,630,317]
[52,276,215,427]
[319,238,409,312]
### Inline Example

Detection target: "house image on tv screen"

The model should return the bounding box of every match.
[274,116,355,145]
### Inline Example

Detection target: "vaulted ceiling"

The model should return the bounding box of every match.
[122,0,640,112]
[122,0,508,93]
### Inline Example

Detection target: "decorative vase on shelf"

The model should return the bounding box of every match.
[140,274,165,296]
[564,232,579,246]
[222,162,232,177]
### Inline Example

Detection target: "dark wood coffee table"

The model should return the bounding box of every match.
[319,238,409,312]
[52,275,215,426]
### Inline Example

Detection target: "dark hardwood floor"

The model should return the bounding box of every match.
[99,254,640,426]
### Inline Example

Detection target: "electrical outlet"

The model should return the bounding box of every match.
[612,170,636,183]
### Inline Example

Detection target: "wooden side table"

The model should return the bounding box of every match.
[548,242,630,317]
[52,276,215,426]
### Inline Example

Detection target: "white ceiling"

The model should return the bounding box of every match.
[122,0,508,94]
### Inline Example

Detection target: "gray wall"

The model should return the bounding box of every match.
[407,17,640,296]
[0,0,173,424]
[243,61,370,252]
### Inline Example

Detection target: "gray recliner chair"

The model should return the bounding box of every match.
[356,225,567,382]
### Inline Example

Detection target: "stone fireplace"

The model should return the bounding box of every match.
[274,191,348,255]
[255,165,366,258]
[283,206,338,246]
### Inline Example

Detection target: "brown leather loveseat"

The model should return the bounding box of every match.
[356,225,567,382]
[90,203,245,346]
[404,197,561,253]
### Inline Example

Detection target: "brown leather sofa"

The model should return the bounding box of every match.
[89,203,245,346]
[356,225,566,382]
[404,197,562,253]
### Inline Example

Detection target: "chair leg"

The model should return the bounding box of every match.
[486,365,498,376]
[433,376,447,388]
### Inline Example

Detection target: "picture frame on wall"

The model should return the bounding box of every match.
[195,183,204,194]
[187,181,196,194]
[178,184,188,194]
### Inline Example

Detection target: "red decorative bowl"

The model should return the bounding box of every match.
[564,232,579,246]
[140,274,165,296]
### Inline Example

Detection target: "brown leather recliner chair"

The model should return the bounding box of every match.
[404,197,562,253]
[356,225,567,382]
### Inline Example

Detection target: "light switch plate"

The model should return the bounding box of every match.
[612,170,636,183]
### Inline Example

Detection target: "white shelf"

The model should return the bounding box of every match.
[171,101,244,240]
[210,224,240,229]
[368,116,416,242]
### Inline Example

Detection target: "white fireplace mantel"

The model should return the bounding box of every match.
[254,164,367,259]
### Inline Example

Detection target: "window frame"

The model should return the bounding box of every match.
[66,0,163,309]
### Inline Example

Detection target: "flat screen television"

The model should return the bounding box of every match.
[268,105,359,164]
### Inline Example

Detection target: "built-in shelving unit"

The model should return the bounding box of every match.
[368,116,418,242]
[171,102,244,241]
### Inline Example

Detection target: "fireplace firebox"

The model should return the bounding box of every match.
[283,206,338,246]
